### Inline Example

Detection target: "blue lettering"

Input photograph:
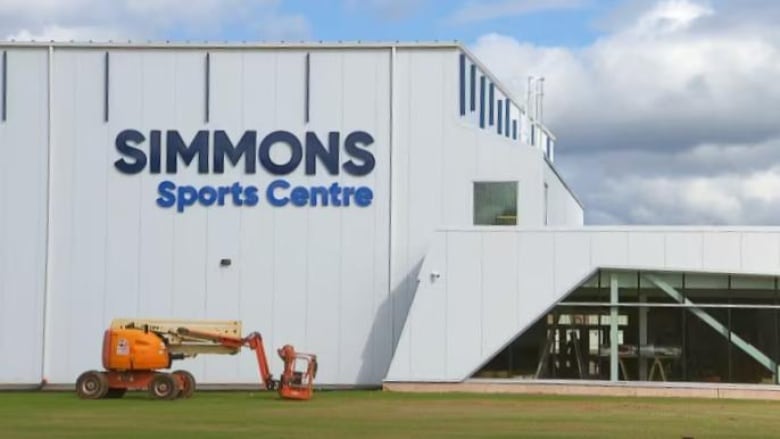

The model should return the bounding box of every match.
[259,131,302,175]
[155,180,371,211]
[166,130,209,174]
[244,186,259,206]
[310,186,328,207]
[156,180,176,208]
[214,130,257,173]
[305,132,339,175]
[290,187,309,207]
[199,186,218,207]
[267,179,291,206]
[355,187,373,207]
[328,183,342,207]
[217,186,230,206]
[342,186,355,206]
[230,182,244,206]
[114,129,147,174]
[177,186,199,212]
[342,131,375,176]
[149,130,162,174]
[116,129,378,176]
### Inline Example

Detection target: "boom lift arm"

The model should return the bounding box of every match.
[176,328,276,391]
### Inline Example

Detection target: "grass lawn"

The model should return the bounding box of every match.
[1,390,780,438]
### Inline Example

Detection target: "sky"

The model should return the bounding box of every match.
[2,0,779,225]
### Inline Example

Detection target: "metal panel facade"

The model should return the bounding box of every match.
[43,46,392,385]
[0,48,48,384]
[1,42,581,386]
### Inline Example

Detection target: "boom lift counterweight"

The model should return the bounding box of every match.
[75,319,317,401]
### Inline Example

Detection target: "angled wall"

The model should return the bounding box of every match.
[386,227,780,382]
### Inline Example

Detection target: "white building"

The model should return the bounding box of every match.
[1,41,778,389]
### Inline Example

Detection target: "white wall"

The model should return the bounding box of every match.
[543,161,584,226]
[44,47,391,385]
[386,227,780,382]
[389,49,582,352]
[0,48,49,384]
[1,43,581,386]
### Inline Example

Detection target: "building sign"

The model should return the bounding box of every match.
[114,129,376,212]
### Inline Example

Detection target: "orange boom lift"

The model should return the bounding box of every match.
[75,319,317,401]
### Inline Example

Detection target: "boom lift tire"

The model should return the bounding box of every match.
[148,373,179,400]
[76,370,109,400]
[172,370,196,398]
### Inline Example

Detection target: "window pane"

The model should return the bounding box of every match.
[473,182,517,225]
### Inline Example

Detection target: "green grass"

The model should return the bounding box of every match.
[1,390,780,438]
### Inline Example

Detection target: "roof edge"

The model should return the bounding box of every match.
[0,40,463,50]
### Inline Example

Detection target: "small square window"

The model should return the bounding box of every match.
[473,181,518,225]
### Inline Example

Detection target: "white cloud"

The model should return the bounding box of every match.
[471,0,780,225]
[8,25,123,42]
[1,0,310,41]
[446,0,585,25]
[630,0,713,35]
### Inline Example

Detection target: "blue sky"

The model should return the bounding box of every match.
[172,0,615,48]
[278,0,612,47]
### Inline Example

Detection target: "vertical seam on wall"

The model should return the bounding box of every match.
[1,50,6,121]
[444,233,449,378]
[201,53,210,378]
[663,233,667,267]
[552,233,557,310]
[337,50,345,380]
[204,52,210,123]
[388,45,395,373]
[237,51,246,377]
[67,50,82,373]
[515,232,521,347]
[0,52,5,379]
[700,231,705,269]
[302,53,309,363]
[302,50,312,372]
[739,232,743,271]
[170,53,178,316]
[41,45,54,383]
[103,52,109,122]
[270,51,278,363]
[405,51,413,375]
[304,52,310,124]
[458,53,465,116]
[479,234,484,358]
[441,54,447,375]
[101,51,110,324]
[135,52,144,316]
[440,54,445,232]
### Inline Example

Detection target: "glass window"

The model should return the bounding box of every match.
[474,270,780,385]
[473,182,518,226]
